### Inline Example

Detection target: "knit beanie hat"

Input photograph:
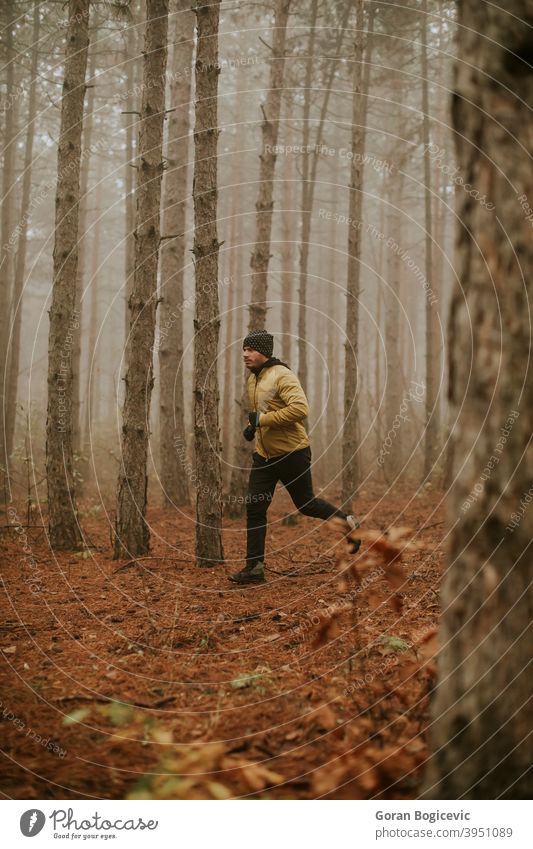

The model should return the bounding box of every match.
[242,330,274,358]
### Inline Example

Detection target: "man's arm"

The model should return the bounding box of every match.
[258,371,309,428]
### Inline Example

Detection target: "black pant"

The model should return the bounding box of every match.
[245,446,348,567]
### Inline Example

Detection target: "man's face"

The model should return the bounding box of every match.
[243,346,269,370]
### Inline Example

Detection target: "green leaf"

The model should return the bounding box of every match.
[231,672,261,690]
[378,635,411,652]
[63,707,90,726]
[106,700,135,726]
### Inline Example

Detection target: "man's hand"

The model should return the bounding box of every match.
[243,424,256,442]
[248,411,260,428]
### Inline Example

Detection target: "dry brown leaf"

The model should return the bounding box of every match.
[238,762,285,792]
[310,704,338,732]
[312,613,340,648]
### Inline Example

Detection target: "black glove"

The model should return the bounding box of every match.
[248,411,260,428]
[243,424,256,442]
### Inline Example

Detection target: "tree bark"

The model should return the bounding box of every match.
[158,0,194,507]
[341,0,374,510]
[248,0,291,331]
[424,0,533,799]
[5,0,40,464]
[192,0,224,566]
[46,0,90,549]
[114,0,169,559]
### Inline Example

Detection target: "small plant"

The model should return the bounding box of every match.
[377,634,411,653]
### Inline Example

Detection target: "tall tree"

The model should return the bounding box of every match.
[6,0,40,463]
[421,0,440,478]
[227,3,291,517]
[221,91,245,485]
[72,39,97,459]
[82,154,104,459]
[123,10,139,354]
[192,0,224,566]
[45,0,90,549]
[424,0,533,798]
[341,0,375,510]
[0,0,17,493]
[114,0,169,559]
[248,0,291,330]
[159,0,194,507]
[280,122,294,366]
[296,0,318,393]
[296,0,351,393]
[383,165,406,482]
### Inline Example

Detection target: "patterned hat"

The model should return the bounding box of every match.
[242,330,274,358]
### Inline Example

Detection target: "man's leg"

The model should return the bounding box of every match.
[279,446,348,521]
[245,452,279,567]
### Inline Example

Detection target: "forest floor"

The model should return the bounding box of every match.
[0,482,445,800]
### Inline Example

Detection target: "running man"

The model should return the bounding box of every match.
[229,330,360,584]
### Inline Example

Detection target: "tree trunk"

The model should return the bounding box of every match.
[5,0,40,464]
[158,0,194,507]
[82,154,103,462]
[248,0,291,331]
[192,0,224,566]
[383,167,405,483]
[325,168,341,485]
[226,218,246,504]
[421,0,440,479]
[123,15,139,358]
[221,107,245,486]
[296,0,319,393]
[424,0,533,799]
[0,0,17,492]
[45,0,90,549]
[280,124,294,366]
[227,3,291,518]
[72,41,97,461]
[341,0,374,510]
[114,0,169,559]
[297,0,351,396]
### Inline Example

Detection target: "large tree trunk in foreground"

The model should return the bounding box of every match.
[424,0,533,799]
[192,0,224,566]
[159,0,194,507]
[114,0,169,559]
[248,0,291,331]
[45,0,89,550]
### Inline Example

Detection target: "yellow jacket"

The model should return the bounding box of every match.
[247,361,310,459]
